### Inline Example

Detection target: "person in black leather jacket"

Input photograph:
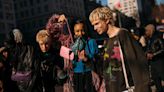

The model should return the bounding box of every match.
[3,29,34,92]
[145,24,164,92]
[32,29,64,92]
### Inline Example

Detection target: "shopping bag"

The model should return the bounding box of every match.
[60,46,74,60]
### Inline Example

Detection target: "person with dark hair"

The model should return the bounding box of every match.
[0,47,8,92]
[0,80,3,92]
[0,47,5,92]
[89,6,149,92]
[71,19,99,92]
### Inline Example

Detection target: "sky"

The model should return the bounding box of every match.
[98,0,164,6]
[101,0,107,5]
[97,0,107,6]
[156,0,164,5]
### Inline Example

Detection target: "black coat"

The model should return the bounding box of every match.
[31,47,64,92]
[118,29,149,92]
[103,29,149,92]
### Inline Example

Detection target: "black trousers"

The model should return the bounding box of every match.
[150,59,164,92]
[73,71,95,92]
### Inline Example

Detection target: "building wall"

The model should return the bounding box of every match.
[13,0,86,44]
[0,0,16,34]
[108,0,139,18]
[137,0,156,25]
[14,0,86,33]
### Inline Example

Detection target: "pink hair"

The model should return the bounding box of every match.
[46,14,73,47]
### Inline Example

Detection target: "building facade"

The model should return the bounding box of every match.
[0,0,16,45]
[14,0,86,32]
[13,0,86,43]
[107,0,140,26]
[0,0,101,44]
[0,0,16,34]
[107,0,157,26]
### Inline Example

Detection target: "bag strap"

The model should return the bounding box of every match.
[117,29,134,92]
[118,41,131,90]
[66,20,74,43]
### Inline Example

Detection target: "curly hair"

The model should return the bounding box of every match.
[46,14,65,40]
[45,14,74,47]
[89,6,114,25]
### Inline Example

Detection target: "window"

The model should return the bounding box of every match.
[0,11,3,19]
[8,23,14,30]
[25,10,29,17]
[31,8,35,16]
[38,19,43,26]
[4,3,13,11]
[20,1,24,8]
[20,11,25,18]
[0,22,6,30]
[0,1,2,9]
[14,3,18,10]
[27,22,31,29]
[29,0,33,6]
[15,12,19,19]
[44,5,49,12]
[6,12,14,20]
[37,7,41,13]
[37,0,40,3]
[32,20,36,28]
[24,1,28,7]
[21,23,26,30]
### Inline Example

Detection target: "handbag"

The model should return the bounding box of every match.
[60,46,74,60]
[11,71,31,81]
[11,45,33,82]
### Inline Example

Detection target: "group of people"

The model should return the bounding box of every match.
[0,6,163,92]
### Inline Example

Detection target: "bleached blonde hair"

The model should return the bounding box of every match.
[12,29,23,43]
[89,6,114,25]
[36,29,51,43]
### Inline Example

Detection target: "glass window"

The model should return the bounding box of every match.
[0,11,3,19]
[0,1,2,9]
[15,3,18,10]
[6,12,14,20]
[44,5,49,12]
[38,19,43,26]
[31,8,34,16]
[37,7,41,13]
[20,1,24,8]
[0,22,6,30]
[29,0,33,6]
[25,10,29,17]
[24,1,28,7]
[20,11,24,18]
[8,23,14,30]
[37,0,40,3]
[32,20,36,28]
